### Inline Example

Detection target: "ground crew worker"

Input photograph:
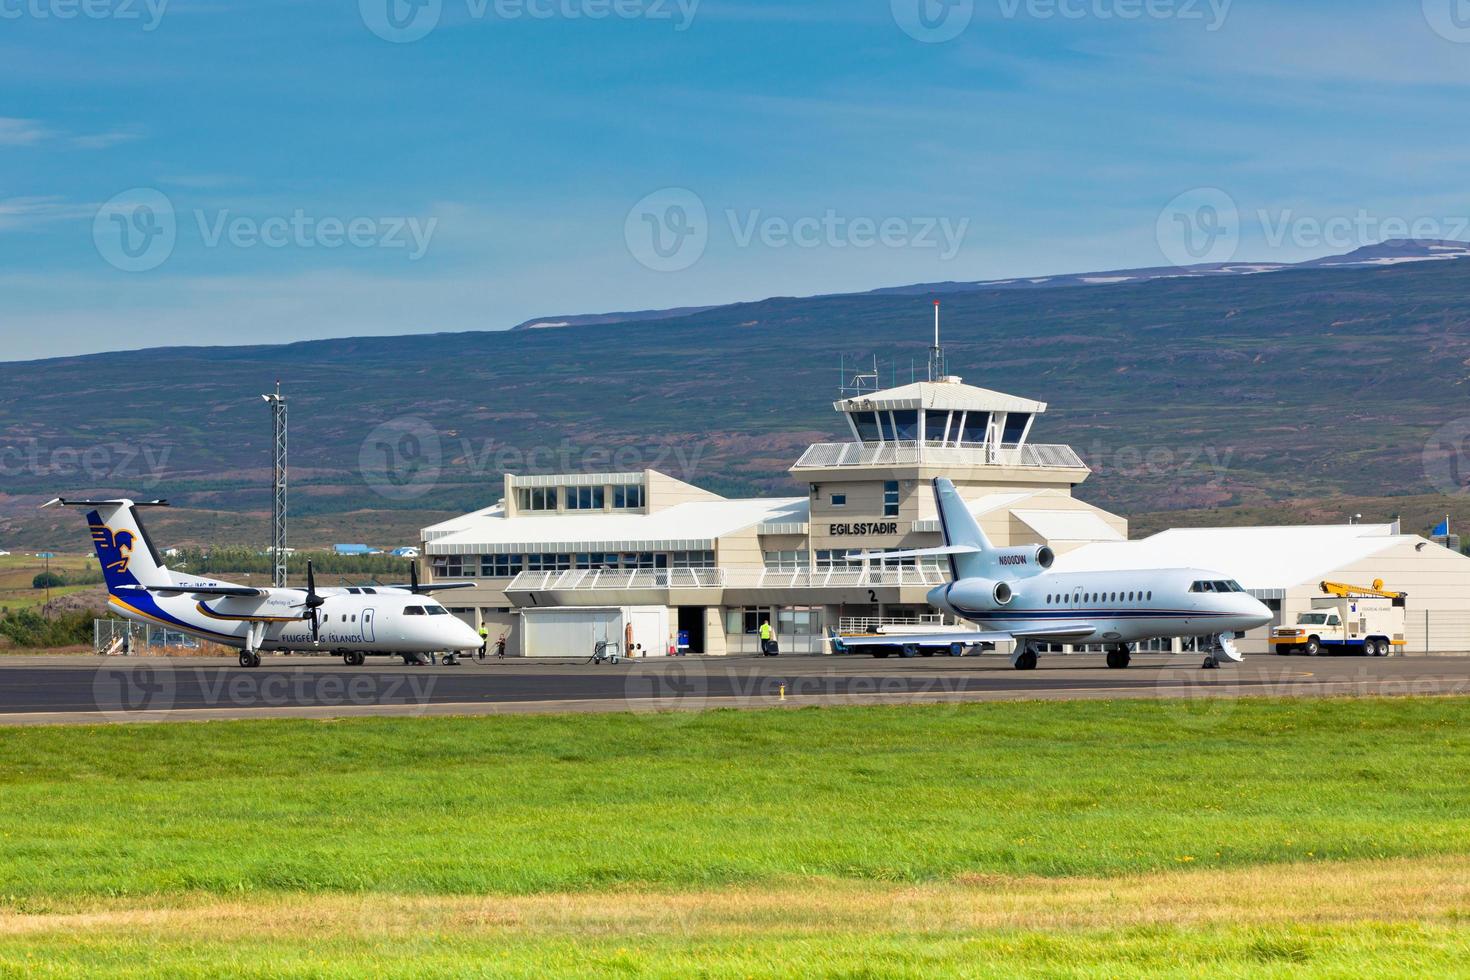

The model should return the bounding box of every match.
[759,619,773,656]
[478,624,489,657]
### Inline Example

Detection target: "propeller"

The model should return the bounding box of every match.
[303,560,326,642]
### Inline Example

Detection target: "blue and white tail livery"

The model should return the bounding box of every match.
[833,478,1272,670]
[46,497,482,668]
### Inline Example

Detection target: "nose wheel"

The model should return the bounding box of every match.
[238,650,261,669]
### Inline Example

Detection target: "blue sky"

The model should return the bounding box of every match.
[4,0,1470,359]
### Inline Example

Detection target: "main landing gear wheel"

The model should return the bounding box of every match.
[239,650,261,669]
[1013,648,1039,671]
[1105,646,1132,670]
[343,651,365,667]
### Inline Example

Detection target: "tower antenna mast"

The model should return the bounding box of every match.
[929,300,945,382]
[262,381,288,588]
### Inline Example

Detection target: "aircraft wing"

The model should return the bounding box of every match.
[832,631,1012,648]
[1012,625,1098,639]
[382,581,477,593]
[117,583,265,598]
[833,624,1099,650]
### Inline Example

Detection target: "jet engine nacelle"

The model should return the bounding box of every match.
[989,545,1055,577]
[937,577,1017,614]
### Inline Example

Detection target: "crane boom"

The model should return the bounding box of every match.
[1319,579,1407,601]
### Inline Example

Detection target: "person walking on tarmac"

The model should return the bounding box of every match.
[760,619,777,657]
[477,624,489,659]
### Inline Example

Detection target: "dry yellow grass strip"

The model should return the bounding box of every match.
[2,856,1467,942]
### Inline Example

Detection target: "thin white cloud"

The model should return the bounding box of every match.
[0,117,53,146]
[70,129,145,150]
[0,197,96,231]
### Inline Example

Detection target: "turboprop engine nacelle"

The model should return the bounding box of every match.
[988,545,1055,577]
[931,577,1017,614]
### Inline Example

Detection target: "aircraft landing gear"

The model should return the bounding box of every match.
[1011,643,1040,671]
[239,622,265,668]
[343,651,365,667]
[1105,644,1132,670]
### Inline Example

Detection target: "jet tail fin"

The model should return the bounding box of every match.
[932,479,992,580]
[42,498,171,594]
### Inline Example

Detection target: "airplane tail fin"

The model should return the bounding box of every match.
[41,498,172,594]
[933,479,992,580]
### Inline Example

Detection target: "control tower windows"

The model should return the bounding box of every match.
[879,412,899,442]
[1001,413,1031,447]
[924,410,950,444]
[959,412,990,447]
[892,410,920,441]
[852,411,882,443]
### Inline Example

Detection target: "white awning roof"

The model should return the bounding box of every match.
[1013,510,1125,543]
[1055,524,1404,591]
[836,379,1046,415]
[423,498,809,555]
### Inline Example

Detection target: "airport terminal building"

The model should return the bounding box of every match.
[422,377,1129,656]
[421,376,1470,657]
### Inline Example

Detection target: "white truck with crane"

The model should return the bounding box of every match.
[1269,580,1407,657]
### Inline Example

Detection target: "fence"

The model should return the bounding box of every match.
[93,618,204,656]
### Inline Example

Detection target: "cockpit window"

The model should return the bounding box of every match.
[404,606,425,616]
[1191,580,1245,594]
[425,606,449,615]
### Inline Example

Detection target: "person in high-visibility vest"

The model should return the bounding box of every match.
[477,624,489,657]
[759,619,773,655]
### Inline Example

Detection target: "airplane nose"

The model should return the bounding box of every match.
[454,620,482,651]
[1246,597,1273,628]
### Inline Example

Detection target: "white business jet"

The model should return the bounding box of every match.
[832,479,1272,669]
[46,497,482,668]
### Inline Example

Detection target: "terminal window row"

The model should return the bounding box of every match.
[433,550,716,578]
[515,485,645,512]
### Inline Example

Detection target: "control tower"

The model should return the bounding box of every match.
[792,374,1120,559]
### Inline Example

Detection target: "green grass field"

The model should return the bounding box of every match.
[1,699,1468,976]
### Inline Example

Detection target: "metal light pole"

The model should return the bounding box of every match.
[262,382,288,588]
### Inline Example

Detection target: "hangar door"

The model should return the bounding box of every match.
[520,608,621,659]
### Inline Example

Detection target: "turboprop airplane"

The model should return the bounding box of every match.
[831,479,1273,670]
[46,497,482,668]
